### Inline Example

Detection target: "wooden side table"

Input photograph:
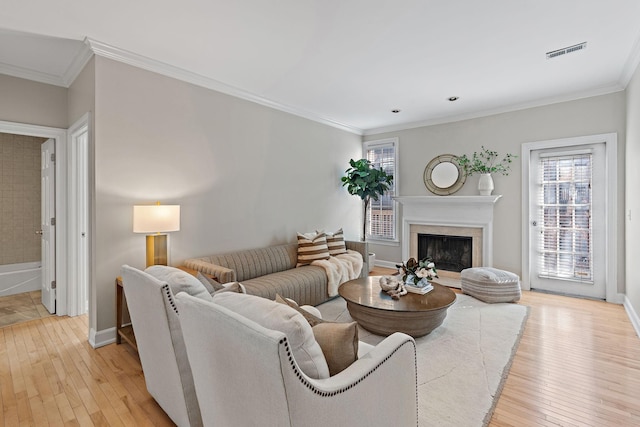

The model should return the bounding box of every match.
[116,277,138,352]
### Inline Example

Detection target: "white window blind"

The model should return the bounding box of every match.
[365,140,396,240]
[537,153,593,283]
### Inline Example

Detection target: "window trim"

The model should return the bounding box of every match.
[363,137,399,243]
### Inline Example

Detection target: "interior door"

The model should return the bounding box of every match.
[529,143,606,299]
[41,138,56,313]
[72,125,89,315]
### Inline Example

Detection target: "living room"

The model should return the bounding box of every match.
[1,1,640,425]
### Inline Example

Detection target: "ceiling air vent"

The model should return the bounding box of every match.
[546,42,587,59]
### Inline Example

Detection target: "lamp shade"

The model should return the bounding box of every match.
[133,205,180,233]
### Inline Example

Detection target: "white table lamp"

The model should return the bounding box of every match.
[133,203,180,267]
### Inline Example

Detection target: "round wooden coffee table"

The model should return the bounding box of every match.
[338,276,457,337]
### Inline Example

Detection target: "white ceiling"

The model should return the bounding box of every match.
[1,0,640,134]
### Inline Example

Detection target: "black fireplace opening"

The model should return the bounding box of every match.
[417,234,472,272]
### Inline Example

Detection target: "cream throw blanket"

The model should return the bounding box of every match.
[312,250,363,297]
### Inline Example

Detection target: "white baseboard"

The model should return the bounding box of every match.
[375,259,399,270]
[89,327,116,348]
[623,296,640,338]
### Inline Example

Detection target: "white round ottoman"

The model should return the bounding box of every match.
[460,267,521,303]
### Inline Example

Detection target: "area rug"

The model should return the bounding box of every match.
[316,293,529,427]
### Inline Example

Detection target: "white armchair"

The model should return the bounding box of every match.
[120,265,203,427]
[175,292,418,427]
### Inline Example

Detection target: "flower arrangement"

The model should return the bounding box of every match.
[396,257,438,287]
[456,146,517,177]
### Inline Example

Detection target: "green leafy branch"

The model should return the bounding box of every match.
[457,146,517,176]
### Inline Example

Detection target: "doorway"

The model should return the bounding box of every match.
[521,133,619,303]
[68,115,90,316]
[0,120,70,316]
[529,144,605,299]
[0,132,52,325]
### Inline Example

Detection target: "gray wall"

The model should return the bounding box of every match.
[91,57,362,331]
[67,56,97,328]
[68,57,95,126]
[0,74,68,128]
[626,62,640,319]
[365,92,626,293]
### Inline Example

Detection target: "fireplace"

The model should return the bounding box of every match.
[395,195,502,287]
[418,234,473,272]
[409,224,482,280]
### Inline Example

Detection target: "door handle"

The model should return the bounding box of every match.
[35,230,44,235]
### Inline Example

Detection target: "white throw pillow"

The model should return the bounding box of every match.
[212,292,330,379]
[145,265,213,302]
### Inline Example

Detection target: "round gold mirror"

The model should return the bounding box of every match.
[423,154,466,195]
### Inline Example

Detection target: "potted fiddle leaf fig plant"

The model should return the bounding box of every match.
[341,158,394,242]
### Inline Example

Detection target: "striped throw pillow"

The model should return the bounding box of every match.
[296,232,331,266]
[324,228,347,256]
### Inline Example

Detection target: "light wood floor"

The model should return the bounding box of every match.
[1,270,639,426]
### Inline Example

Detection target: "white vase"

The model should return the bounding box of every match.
[368,253,375,272]
[478,173,494,196]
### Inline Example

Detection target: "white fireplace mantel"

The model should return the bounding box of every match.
[394,195,502,208]
[394,195,502,267]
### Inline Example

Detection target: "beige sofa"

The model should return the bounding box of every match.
[183,241,368,306]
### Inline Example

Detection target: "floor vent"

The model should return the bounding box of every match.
[546,42,587,59]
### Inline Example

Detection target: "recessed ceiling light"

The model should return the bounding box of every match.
[448,96,459,102]
[391,109,401,113]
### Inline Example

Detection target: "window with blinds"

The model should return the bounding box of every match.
[537,152,593,283]
[365,139,397,240]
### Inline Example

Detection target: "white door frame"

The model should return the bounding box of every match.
[68,113,91,316]
[521,133,620,303]
[0,120,69,315]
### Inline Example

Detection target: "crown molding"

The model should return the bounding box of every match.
[620,30,640,87]
[0,39,93,88]
[62,39,94,87]
[84,38,363,135]
[0,60,67,87]
[363,83,625,136]
[5,34,634,137]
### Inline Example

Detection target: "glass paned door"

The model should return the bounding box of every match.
[529,144,605,299]
[538,154,593,282]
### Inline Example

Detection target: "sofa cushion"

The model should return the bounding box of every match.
[323,228,348,256]
[212,292,330,379]
[196,271,248,296]
[296,232,330,266]
[241,266,328,306]
[145,266,213,302]
[275,294,323,326]
[275,293,358,376]
[312,321,359,376]
[196,272,224,292]
[215,282,246,294]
